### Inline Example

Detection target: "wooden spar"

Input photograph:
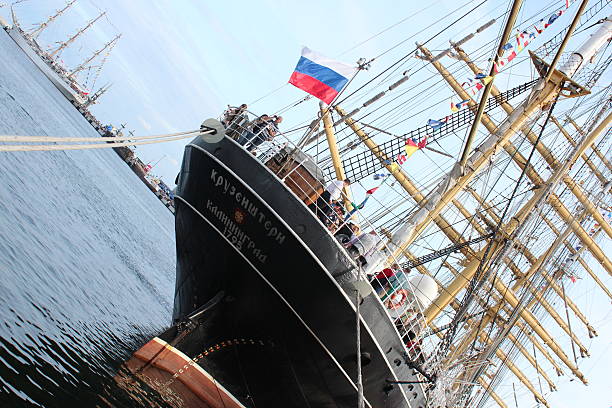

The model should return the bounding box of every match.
[384,225,560,393]
[507,225,594,356]
[392,231,565,392]
[388,44,558,260]
[550,116,607,184]
[458,0,524,168]
[470,187,610,330]
[437,262,569,389]
[533,267,598,338]
[515,321,564,377]
[567,116,612,172]
[419,43,612,273]
[467,188,600,336]
[428,322,511,407]
[442,262,566,378]
[453,44,612,240]
[320,102,353,212]
[423,114,612,385]
[473,334,551,407]
[539,211,612,301]
[477,378,508,408]
[450,291,560,393]
[411,259,556,400]
[452,199,526,279]
[423,132,612,383]
[339,101,590,379]
[454,196,595,344]
[335,105,479,249]
[441,268,589,383]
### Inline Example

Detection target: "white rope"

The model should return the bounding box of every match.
[0,130,212,152]
[0,128,202,143]
[356,264,365,408]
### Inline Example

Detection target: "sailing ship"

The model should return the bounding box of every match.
[2,1,119,107]
[120,1,611,407]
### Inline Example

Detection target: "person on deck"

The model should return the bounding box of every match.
[346,230,382,266]
[223,104,248,139]
[237,114,270,148]
[248,115,282,154]
[222,104,247,127]
[370,263,400,295]
[311,179,350,226]
[334,221,356,244]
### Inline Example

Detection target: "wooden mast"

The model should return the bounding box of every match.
[322,7,610,406]
[452,43,612,241]
[320,102,353,212]
[416,43,611,273]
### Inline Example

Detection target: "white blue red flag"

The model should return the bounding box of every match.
[288,47,356,104]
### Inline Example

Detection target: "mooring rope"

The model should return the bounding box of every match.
[0,128,202,143]
[0,129,212,152]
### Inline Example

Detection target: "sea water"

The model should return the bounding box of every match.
[0,28,176,407]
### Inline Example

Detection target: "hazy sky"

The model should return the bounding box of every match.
[2,1,611,407]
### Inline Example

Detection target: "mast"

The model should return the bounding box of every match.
[10,4,19,28]
[48,11,106,58]
[320,102,353,212]
[380,15,610,271]
[451,43,612,242]
[68,34,121,77]
[566,116,612,172]
[328,10,611,404]
[379,13,608,261]
[29,0,77,40]
[558,14,612,76]
[83,83,112,108]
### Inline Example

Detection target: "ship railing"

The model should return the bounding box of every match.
[331,181,439,380]
[219,108,436,378]
[221,109,345,225]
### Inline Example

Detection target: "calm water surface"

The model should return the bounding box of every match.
[0,28,177,407]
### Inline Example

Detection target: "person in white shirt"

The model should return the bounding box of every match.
[310,179,351,226]
[326,179,350,201]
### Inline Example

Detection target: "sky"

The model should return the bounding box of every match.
[1,1,611,407]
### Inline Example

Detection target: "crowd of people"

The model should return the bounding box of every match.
[221,104,283,154]
[308,178,427,357]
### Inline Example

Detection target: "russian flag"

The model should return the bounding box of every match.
[288,47,356,104]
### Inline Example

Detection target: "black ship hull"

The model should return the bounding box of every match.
[121,136,427,408]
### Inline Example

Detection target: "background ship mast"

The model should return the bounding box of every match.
[48,10,106,58]
[68,33,121,78]
[29,0,77,40]
[83,83,111,108]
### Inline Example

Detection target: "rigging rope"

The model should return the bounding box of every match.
[323,80,538,181]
